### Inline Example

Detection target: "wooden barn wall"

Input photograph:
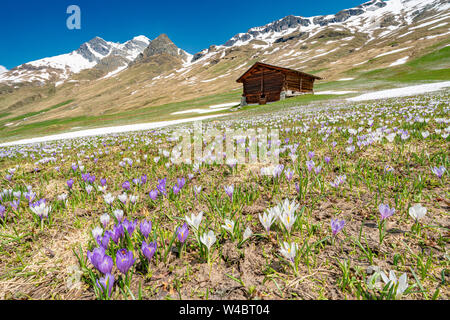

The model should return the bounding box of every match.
[285,73,314,92]
[243,69,284,103]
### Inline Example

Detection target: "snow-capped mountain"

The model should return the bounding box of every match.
[0,65,7,75]
[0,35,151,86]
[192,0,449,61]
[225,0,447,46]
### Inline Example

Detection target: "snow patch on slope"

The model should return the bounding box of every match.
[347,81,450,101]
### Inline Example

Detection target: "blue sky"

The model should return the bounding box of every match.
[0,0,367,69]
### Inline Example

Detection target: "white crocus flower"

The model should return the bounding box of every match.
[30,202,51,219]
[85,185,93,194]
[222,219,235,235]
[279,241,298,263]
[129,195,138,204]
[243,226,253,241]
[267,205,282,221]
[57,193,68,201]
[280,210,297,233]
[200,230,216,251]
[100,213,110,227]
[281,199,299,217]
[259,210,276,233]
[103,193,115,205]
[409,204,427,221]
[185,211,203,231]
[113,209,124,221]
[118,193,128,204]
[386,133,396,142]
[380,270,409,299]
[92,227,103,239]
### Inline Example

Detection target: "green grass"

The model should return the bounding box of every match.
[0,112,11,119]
[237,94,340,114]
[0,99,74,126]
[0,91,242,142]
[356,45,450,83]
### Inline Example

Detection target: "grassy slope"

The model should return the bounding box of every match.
[0,91,242,142]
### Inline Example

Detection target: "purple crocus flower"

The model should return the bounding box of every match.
[122,218,137,235]
[194,186,202,198]
[115,249,136,274]
[132,178,140,185]
[87,247,106,270]
[148,189,158,200]
[97,231,111,249]
[10,199,20,211]
[177,177,186,189]
[100,178,107,186]
[157,178,167,196]
[96,273,114,298]
[67,178,74,189]
[324,156,331,164]
[0,205,5,220]
[431,166,446,179]
[140,220,152,238]
[173,185,181,195]
[379,204,395,220]
[285,168,294,181]
[82,173,90,182]
[306,160,315,172]
[110,224,124,244]
[141,174,147,185]
[25,191,36,202]
[122,181,130,191]
[141,241,157,262]
[224,185,234,200]
[71,164,78,171]
[308,151,315,159]
[331,219,345,236]
[88,175,96,184]
[97,254,114,275]
[177,223,189,243]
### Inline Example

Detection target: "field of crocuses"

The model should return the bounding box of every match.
[0,93,448,300]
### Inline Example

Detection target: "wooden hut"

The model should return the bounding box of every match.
[236,62,322,105]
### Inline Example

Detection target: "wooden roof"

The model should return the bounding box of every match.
[236,62,323,83]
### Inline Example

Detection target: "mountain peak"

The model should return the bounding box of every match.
[132,35,151,44]
[143,34,179,57]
